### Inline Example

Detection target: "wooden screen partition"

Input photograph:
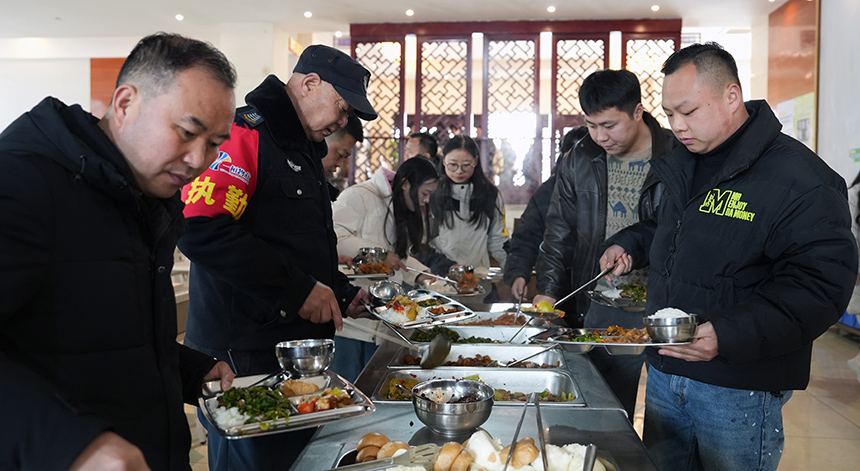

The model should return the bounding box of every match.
[90,58,125,119]
[768,0,819,151]
[351,19,681,202]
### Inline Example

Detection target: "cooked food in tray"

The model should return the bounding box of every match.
[370,292,475,328]
[411,326,498,344]
[457,272,480,292]
[557,325,651,344]
[380,373,577,403]
[457,312,529,326]
[211,386,292,429]
[402,353,558,369]
[291,387,354,414]
[356,261,393,275]
[520,300,565,317]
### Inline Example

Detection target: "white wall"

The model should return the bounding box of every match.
[0,36,143,129]
[0,59,90,127]
[818,0,860,183]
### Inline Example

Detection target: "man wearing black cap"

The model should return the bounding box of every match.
[178,44,378,470]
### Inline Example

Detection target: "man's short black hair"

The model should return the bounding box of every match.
[662,42,741,95]
[579,69,642,117]
[117,32,236,98]
[409,132,438,158]
[328,114,364,144]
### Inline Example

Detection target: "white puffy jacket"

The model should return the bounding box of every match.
[332,168,430,343]
[431,182,508,269]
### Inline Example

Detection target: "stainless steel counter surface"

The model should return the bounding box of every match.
[289,340,657,470]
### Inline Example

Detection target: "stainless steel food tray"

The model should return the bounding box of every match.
[370,291,476,329]
[448,310,543,327]
[199,370,375,439]
[338,264,392,280]
[411,325,547,344]
[372,368,585,407]
[530,327,690,355]
[386,344,565,369]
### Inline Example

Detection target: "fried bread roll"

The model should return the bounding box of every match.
[356,445,380,462]
[377,440,410,459]
[500,438,540,469]
[357,432,389,451]
[450,449,472,471]
[434,442,464,471]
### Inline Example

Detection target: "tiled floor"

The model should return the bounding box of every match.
[188,326,860,470]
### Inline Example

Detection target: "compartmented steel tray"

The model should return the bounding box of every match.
[372,367,585,406]
[199,370,375,439]
[386,344,566,369]
[338,264,392,280]
[370,290,476,329]
[587,290,646,312]
[530,327,690,355]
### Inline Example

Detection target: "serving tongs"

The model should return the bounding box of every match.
[490,344,560,368]
[405,266,459,285]
[553,263,616,309]
[326,443,439,471]
[502,392,535,471]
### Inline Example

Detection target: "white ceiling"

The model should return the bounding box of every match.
[0,0,790,39]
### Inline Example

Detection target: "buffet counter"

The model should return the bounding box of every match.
[290,340,658,470]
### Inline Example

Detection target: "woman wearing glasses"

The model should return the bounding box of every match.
[429,135,508,271]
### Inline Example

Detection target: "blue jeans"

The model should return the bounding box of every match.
[584,302,646,422]
[643,366,792,471]
[330,336,378,383]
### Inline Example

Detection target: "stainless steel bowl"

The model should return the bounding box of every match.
[275,339,335,377]
[412,379,494,436]
[643,314,698,343]
[357,246,388,264]
[447,265,474,280]
[368,280,406,307]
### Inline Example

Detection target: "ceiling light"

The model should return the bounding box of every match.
[406,9,414,16]
[175,14,184,21]
[335,31,343,38]
[304,11,313,18]
[547,6,556,13]
[651,5,660,12]
[769,0,775,2]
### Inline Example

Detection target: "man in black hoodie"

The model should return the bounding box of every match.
[179,45,377,470]
[0,33,236,470]
[601,43,857,471]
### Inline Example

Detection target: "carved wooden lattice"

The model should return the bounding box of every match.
[417,39,469,147]
[554,39,606,158]
[625,38,676,127]
[556,39,605,116]
[353,41,403,182]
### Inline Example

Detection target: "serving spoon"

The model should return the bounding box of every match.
[365,303,451,369]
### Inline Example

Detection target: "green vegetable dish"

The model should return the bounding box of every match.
[410,326,497,344]
[217,386,292,424]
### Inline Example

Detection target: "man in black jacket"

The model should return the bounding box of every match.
[534,69,678,421]
[601,43,857,471]
[179,45,376,470]
[0,33,236,471]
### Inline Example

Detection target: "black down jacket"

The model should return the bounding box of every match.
[537,112,678,318]
[607,101,858,391]
[0,98,215,470]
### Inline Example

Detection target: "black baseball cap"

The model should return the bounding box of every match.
[294,44,378,121]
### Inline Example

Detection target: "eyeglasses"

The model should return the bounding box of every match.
[445,161,475,172]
